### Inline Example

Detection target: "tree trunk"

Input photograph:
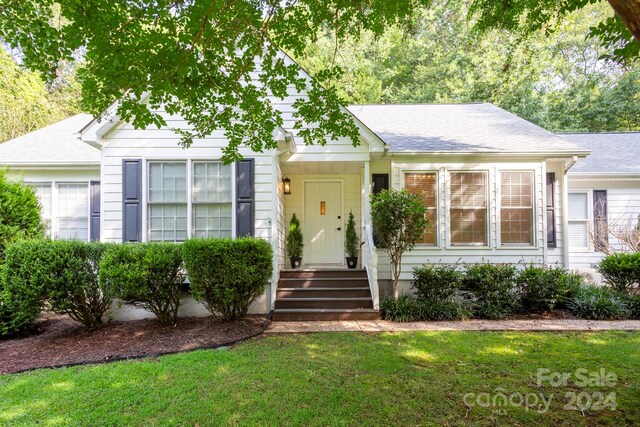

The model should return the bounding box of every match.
[608,0,640,45]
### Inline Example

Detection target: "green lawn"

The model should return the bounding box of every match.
[1,331,639,426]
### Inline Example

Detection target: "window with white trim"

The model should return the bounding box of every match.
[148,162,188,242]
[568,192,589,249]
[404,172,437,245]
[147,161,232,241]
[31,183,52,236]
[57,183,89,240]
[500,171,534,245]
[193,162,232,238]
[450,171,488,245]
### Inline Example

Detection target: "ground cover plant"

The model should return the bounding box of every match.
[0,331,638,426]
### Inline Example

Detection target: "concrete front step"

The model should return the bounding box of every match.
[278,278,369,288]
[280,269,367,279]
[276,287,372,299]
[275,297,374,310]
[272,308,380,321]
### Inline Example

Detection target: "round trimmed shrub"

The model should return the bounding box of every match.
[518,265,580,313]
[100,242,185,324]
[1,240,51,337]
[43,241,112,329]
[182,238,272,321]
[567,285,630,320]
[463,263,519,319]
[412,264,463,302]
[597,253,640,294]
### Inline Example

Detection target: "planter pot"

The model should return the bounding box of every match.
[290,257,302,269]
[346,256,358,269]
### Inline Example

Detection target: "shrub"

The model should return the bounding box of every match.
[380,295,422,322]
[345,211,359,258]
[0,171,45,262]
[518,265,577,313]
[371,189,429,299]
[463,263,519,319]
[42,241,112,329]
[412,264,463,303]
[380,295,470,322]
[100,243,185,323]
[0,240,50,336]
[620,293,640,319]
[183,238,272,321]
[286,214,303,258]
[597,252,640,294]
[567,285,630,320]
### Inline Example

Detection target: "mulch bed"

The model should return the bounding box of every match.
[0,313,270,375]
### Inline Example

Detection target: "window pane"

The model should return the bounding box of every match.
[193,162,231,203]
[194,204,232,238]
[450,208,486,245]
[57,183,88,240]
[501,208,532,244]
[404,173,436,244]
[450,172,487,245]
[568,193,588,220]
[149,163,187,203]
[500,171,534,244]
[569,221,588,248]
[30,183,52,220]
[149,204,188,242]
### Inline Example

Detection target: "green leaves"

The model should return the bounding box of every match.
[370,189,429,297]
[182,238,272,321]
[345,210,359,258]
[0,1,430,162]
[286,213,304,258]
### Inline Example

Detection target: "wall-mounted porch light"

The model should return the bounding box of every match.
[283,176,291,195]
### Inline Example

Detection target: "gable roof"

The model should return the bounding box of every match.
[347,103,588,155]
[562,132,640,174]
[0,114,99,167]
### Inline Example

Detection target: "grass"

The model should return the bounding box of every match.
[1,331,640,426]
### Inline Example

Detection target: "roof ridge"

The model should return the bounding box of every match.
[348,102,487,107]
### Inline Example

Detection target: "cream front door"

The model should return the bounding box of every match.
[304,181,343,265]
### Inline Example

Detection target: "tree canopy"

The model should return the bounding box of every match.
[0,1,638,157]
[297,1,640,132]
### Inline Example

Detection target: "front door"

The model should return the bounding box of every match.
[304,181,343,265]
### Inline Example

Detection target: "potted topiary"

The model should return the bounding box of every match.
[345,211,359,269]
[287,213,304,268]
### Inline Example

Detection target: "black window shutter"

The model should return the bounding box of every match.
[546,173,557,248]
[90,181,101,242]
[593,190,608,252]
[372,174,389,195]
[122,159,142,242]
[236,159,255,237]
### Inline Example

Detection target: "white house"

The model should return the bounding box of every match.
[562,132,640,279]
[2,60,639,320]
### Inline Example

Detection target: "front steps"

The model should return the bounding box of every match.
[273,269,379,321]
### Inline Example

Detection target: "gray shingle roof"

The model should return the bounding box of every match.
[0,114,99,166]
[348,103,586,154]
[562,132,640,174]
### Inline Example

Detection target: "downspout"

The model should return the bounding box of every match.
[562,156,578,269]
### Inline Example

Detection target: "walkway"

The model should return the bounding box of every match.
[266,319,640,333]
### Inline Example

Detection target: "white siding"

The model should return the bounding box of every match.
[546,161,566,266]
[100,111,279,314]
[567,177,640,270]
